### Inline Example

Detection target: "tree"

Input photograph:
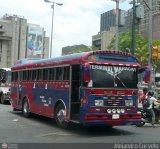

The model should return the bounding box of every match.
[107,31,148,66]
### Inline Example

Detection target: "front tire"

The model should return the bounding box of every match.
[55,103,68,128]
[136,121,145,127]
[22,98,30,117]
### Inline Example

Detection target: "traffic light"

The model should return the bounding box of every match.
[152,46,158,60]
[158,46,160,59]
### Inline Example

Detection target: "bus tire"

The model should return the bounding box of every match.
[55,103,68,128]
[135,121,145,127]
[22,98,30,117]
[0,93,5,104]
[13,108,19,111]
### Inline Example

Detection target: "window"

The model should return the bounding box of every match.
[19,71,23,81]
[56,67,63,80]
[43,69,49,80]
[32,70,37,81]
[37,69,42,81]
[49,68,55,80]
[11,72,18,81]
[23,71,28,81]
[26,70,32,81]
[63,67,70,80]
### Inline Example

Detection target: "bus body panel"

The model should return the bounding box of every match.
[11,81,70,118]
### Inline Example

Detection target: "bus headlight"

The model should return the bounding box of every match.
[107,109,111,114]
[125,100,133,106]
[112,109,116,114]
[121,109,125,113]
[95,100,104,106]
[117,109,121,113]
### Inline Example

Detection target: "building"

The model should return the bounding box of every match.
[138,0,160,39]
[92,9,125,50]
[100,10,116,32]
[92,27,116,50]
[92,0,160,51]
[0,14,49,68]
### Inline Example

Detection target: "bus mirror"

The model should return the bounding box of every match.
[0,71,7,83]
[138,66,151,83]
[84,63,91,82]
[143,66,151,83]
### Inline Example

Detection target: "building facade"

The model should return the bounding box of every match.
[92,1,160,51]
[138,0,160,39]
[92,27,116,50]
[93,9,125,50]
[0,14,49,68]
[100,10,116,32]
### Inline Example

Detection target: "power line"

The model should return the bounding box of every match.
[142,0,151,10]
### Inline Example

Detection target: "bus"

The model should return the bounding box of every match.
[0,68,11,104]
[10,50,145,128]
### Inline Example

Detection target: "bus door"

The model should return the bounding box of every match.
[13,71,22,108]
[70,65,81,121]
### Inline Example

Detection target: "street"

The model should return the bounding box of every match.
[0,104,160,144]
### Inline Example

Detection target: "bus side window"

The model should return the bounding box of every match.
[56,67,63,80]
[26,70,31,81]
[15,72,18,81]
[43,69,49,80]
[32,70,37,81]
[49,68,55,80]
[37,69,42,81]
[63,67,70,80]
[23,71,27,81]
[19,71,23,81]
[13,72,18,81]
[11,72,13,81]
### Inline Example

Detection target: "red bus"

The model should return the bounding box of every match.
[11,50,144,128]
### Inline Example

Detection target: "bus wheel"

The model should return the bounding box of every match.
[22,98,30,117]
[55,103,68,128]
[0,94,5,104]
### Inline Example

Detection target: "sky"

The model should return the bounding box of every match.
[0,0,132,57]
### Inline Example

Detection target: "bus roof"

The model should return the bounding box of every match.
[12,50,140,71]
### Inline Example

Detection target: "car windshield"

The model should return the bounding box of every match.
[90,65,138,89]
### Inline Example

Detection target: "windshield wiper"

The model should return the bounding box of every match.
[115,75,128,89]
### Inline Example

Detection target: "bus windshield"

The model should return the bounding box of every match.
[90,65,138,89]
[0,68,11,84]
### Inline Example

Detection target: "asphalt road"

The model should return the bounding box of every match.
[0,104,160,145]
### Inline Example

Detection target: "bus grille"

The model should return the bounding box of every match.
[105,97,124,107]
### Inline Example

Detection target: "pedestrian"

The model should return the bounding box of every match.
[146,90,160,127]
[140,88,148,107]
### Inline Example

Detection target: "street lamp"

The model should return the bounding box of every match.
[112,0,119,51]
[129,0,136,55]
[44,0,63,58]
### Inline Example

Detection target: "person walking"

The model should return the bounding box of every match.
[140,88,148,107]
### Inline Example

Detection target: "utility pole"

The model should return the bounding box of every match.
[115,0,119,51]
[148,0,153,90]
[131,0,136,55]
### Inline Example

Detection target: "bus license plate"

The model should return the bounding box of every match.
[112,114,119,119]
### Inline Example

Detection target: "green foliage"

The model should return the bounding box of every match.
[107,31,148,66]
[62,44,91,55]
[107,31,160,72]
[153,40,160,45]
